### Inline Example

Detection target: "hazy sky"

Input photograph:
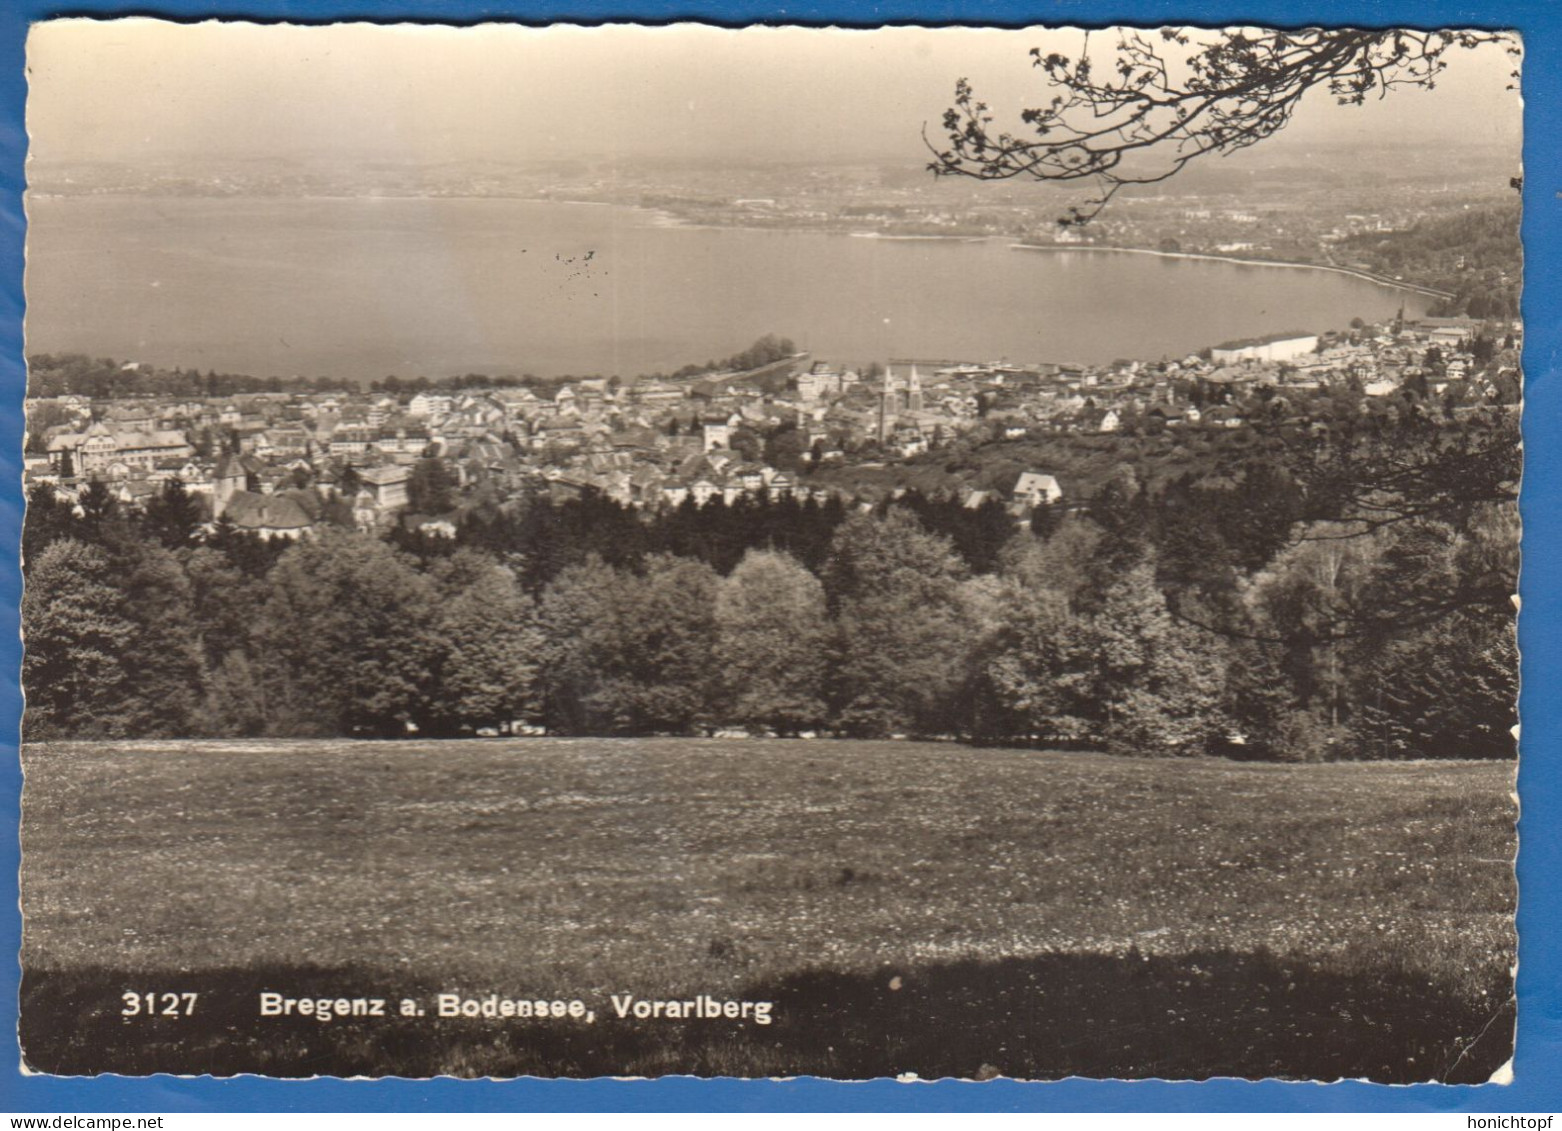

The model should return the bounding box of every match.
[26,20,1522,168]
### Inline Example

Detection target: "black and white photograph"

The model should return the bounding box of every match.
[16,19,1521,1081]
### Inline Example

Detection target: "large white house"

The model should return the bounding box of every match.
[1012,471,1064,508]
[47,420,193,476]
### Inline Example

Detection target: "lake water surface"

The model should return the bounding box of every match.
[24,196,1431,383]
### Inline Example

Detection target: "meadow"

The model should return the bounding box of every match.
[19,738,1516,1081]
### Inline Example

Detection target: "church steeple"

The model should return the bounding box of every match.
[213,454,246,519]
[878,362,896,444]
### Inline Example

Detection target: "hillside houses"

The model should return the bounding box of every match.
[21,313,1517,546]
[211,455,315,539]
[358,465,411,511]
[47,421,193,476]
[1012,471,1063,508]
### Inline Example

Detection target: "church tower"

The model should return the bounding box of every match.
[878,363,898,444]
[907,363,924,413]
[213,454,246,519]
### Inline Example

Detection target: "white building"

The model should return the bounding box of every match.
[408,393,453,418]
[1013,471,1064,508]
[1211,332,1319,365]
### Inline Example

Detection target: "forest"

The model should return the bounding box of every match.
[20,403,1518,762]
[1336,203,1521,319]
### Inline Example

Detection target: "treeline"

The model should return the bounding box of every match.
[1337,203,1521,319]
[31,353,608,403]
[369,373,561,396]
[21,409,1518,760]
[667,334,798,380]
[29,334,801,402]
[26,354,350,401]
[390,489,1019,592]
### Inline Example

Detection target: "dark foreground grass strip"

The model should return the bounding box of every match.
[21,949,1512,1082]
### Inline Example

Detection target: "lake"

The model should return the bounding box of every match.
[24,195,1432,383]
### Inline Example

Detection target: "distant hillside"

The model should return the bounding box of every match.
[1336,203,1521,319]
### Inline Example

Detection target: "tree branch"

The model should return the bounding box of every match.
[929,27,1520,226]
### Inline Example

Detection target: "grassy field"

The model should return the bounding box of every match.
[19,738,1516,1081]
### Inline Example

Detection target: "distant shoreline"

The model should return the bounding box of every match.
[1010,241,1455,301]
[22,191,1460,304]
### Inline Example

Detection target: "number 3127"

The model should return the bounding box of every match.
[122,992,197,1017]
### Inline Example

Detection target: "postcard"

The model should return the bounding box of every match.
[17,19,1521,1081]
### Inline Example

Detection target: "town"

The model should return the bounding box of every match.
[23,311,1522,542]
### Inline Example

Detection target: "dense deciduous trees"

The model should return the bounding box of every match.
[141,478,204,551]
[254,533,440,736]
[1091,561,1228,757]
[536,554,720,734]
[823,511,977,736]
[978,580,1094,745]
[407,457,459,515]
[604,555,722,734]
[535,555,633,735]
[1337,205,1521,320]
[421,552,542,735]
[115,546,205,737]
[714,551,830,735]
[22,539,138,738]
[20,407,1517,758]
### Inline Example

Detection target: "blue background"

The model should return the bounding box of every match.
[0,0,1554,1113]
